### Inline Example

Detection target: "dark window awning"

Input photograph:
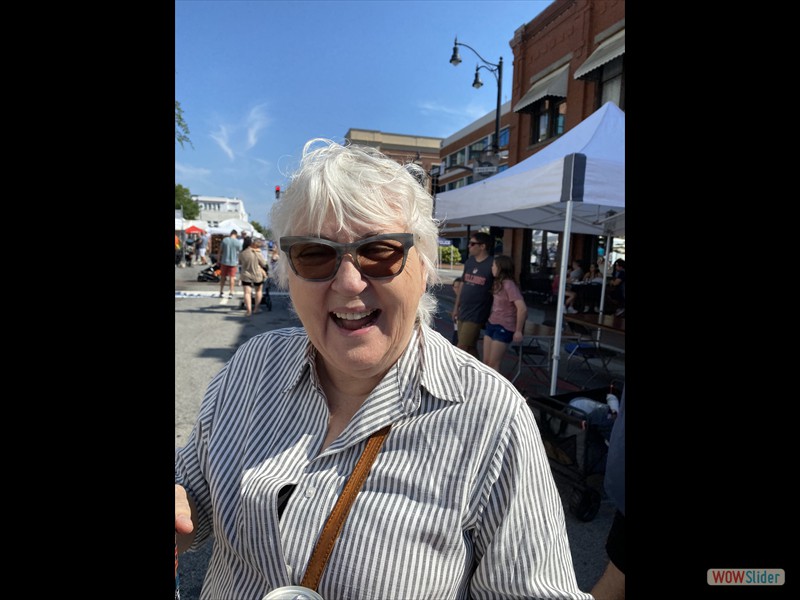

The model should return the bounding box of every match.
[574,29,625,80]
[513,64,569,113]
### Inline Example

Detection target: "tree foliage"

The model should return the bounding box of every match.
[175,184,200,220]
[439,245,462,265]
[249,221,273,241]
[175,100,193,149]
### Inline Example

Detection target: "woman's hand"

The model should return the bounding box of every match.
[175,484,194,535]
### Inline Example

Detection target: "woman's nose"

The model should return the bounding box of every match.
[331,254,368,292]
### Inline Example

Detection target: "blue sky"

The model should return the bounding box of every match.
[175,0,553,228]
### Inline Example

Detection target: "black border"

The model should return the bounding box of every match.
[627,2,791,596]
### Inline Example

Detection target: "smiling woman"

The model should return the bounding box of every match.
[174,138,593,600]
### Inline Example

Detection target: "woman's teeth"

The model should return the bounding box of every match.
[333,310,375,320]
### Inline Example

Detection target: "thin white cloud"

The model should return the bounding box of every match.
[245,103,270,150]
[253,157,271,167]
[179,105,275,205]
[207,104,271,159]
[210,125,235,161]
[418,100,491,120]
[175,162,212,177]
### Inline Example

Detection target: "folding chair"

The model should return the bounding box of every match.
[508,322,559,385]
[563,320,620,386]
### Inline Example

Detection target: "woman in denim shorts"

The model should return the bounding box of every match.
[482,255,528,373]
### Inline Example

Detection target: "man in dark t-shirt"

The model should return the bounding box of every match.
[452,231,494,359]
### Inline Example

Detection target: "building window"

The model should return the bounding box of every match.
[468,137,489,159]
[447,177,473,191]
[447,148,467,168]
[529,98,566,145]
[599,56,624,110]
[497,127,509,149]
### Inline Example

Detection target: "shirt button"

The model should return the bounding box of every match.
[304,487,315,498]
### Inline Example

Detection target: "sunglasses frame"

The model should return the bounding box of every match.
[279,233,415,282]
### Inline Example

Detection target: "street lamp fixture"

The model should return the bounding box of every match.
[472,68,483,89]
[450,36,503,154]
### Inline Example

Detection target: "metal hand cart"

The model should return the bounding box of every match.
[526,384,621,521]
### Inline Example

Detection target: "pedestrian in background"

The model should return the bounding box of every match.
[608,259,626,317]
[452,230,494,359]
[238,237,268,316]
[563,258,585,314]
[196,231,209,265]
[217,229,243,298]
[450,276,463,344]
[482,254,527,374]
[175,138,591,599]
[182,235,196,267]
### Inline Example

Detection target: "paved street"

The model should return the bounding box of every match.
[175,262,615,598]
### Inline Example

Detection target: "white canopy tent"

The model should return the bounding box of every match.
[209,218,256,236]
[175,218,209,232]
[434,102,625,393]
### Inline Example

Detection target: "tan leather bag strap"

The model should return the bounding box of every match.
[300,424,391,591]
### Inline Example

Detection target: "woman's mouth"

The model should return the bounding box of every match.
[331,309,381,331]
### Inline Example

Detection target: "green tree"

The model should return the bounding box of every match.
[439,244,462,265]
[249,221,273,240]
[175,184,200,220]
[175,100,193,149]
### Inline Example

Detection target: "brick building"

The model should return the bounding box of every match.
[439,0,625,287]
[343,129,443,197]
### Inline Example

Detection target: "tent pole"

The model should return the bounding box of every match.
[550,153,585,396]
[592,232,613,344]
[549,200,574,396]
[597,233,611,318]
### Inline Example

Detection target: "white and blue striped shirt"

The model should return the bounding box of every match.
[176,324,592,599]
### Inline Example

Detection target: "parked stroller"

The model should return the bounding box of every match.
[197,262,221,282]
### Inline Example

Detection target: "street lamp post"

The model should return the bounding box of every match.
[450,36,503,154]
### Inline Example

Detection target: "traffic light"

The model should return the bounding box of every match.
[275,185,281,199]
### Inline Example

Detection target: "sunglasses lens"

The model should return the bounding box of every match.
[289,243,339,280]
[283,234,412,281]
[357,240,407,278]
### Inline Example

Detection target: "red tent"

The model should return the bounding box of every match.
[185,225,206,234]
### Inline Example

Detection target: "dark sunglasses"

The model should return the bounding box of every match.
[279,233,415,282]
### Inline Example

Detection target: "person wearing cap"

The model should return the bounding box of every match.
[175,139,591,599]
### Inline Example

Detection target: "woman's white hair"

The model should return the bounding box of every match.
[270,138,442,326]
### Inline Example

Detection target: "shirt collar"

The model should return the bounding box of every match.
[283,323,467,418]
